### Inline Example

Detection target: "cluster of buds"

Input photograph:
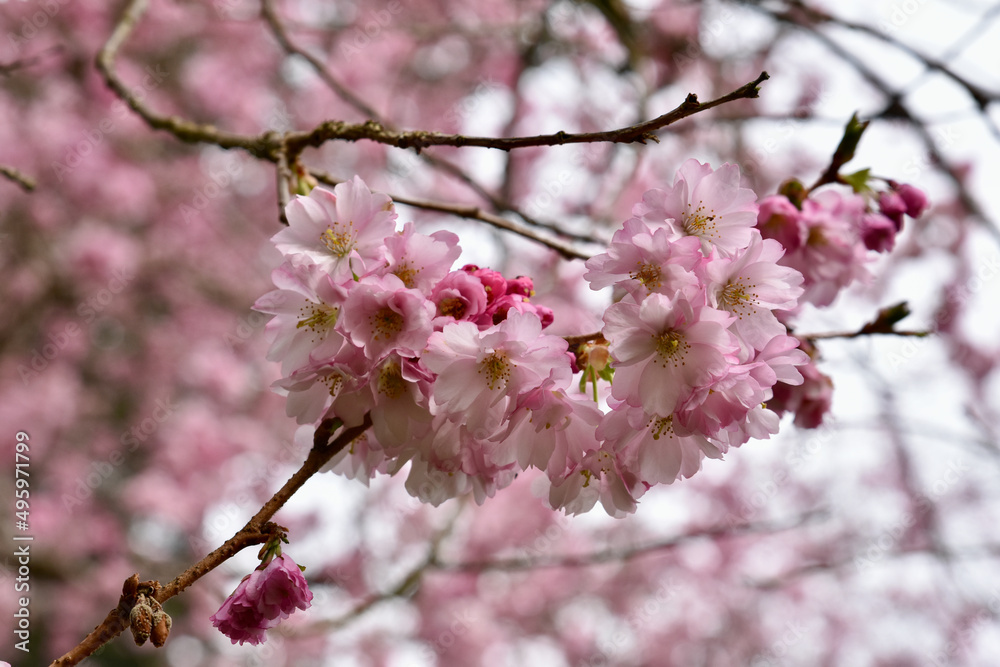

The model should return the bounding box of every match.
[123,575,171,648]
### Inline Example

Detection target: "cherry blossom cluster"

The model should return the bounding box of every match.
[756,178,928,427]
[758,179,928,307]
[255,166,926,517]
[578,159,810,514]
[255,176,567,507]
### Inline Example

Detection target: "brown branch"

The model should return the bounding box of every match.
[258,0,604,246]
[742,0,1000,246]
[0,164,36,191]
[259,0,382,120]
[803,329,931,341]
[274,137,292,225]
[0,45,63,76]
[50,414,373,666]
[781,0,998,112]
[309,169,594,261]
[99,0,767,255]
[101,0,768,162]
[284,72,771,156]
[95,0,273,158]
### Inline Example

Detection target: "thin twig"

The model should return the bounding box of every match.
[0,165,36,191]
[50,415,373,666]
[309,169,594,261]
[259,0,382,120]
[803,329,931,341]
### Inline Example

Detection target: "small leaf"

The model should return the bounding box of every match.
[842,168,872,193]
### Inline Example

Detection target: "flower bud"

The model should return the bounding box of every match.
[150,608,172,648]
[895,183,928,218]
[129,597,153,646]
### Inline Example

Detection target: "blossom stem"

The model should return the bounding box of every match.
[50,414,373,667]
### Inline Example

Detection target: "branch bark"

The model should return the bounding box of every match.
[50,415,373,666]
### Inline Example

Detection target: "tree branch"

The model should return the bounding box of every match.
[0,164,36,191]
[284,72,770,155]
[310,169,594,261]
[50,414,373,666]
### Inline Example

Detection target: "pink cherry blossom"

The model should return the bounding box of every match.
[603,293,738,417]
[769,354,834,428]
[701,234,804,350]
[345,354,434,450]
[599,400,724,487]
[271,177,397,283]
[894,182,929,218]
[430,269,490,326]
[583,217,703,299]
[545,444,638,517]
[422,311,572,438]
[272,349,369,425]
[634,159,760,255]
[757,194,806,253]
[877,190,907,230]
[860,212,897,252]
[210,553,313,646]
[764,191,871,307]
[499,382,605,474]
[253,261,348,374]
[339,275,436,361]
[380,223,461,291]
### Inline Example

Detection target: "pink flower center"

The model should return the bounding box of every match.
[321,226,354,257]
[631,262,662,291]
[478,351,512,390]
[653,330,689,367]
[719,280,758,317]
[370,307,404,341]
[393,262,418,289]
[296,304,339,338]
[377,361,406,399]
[437,296,466,319]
